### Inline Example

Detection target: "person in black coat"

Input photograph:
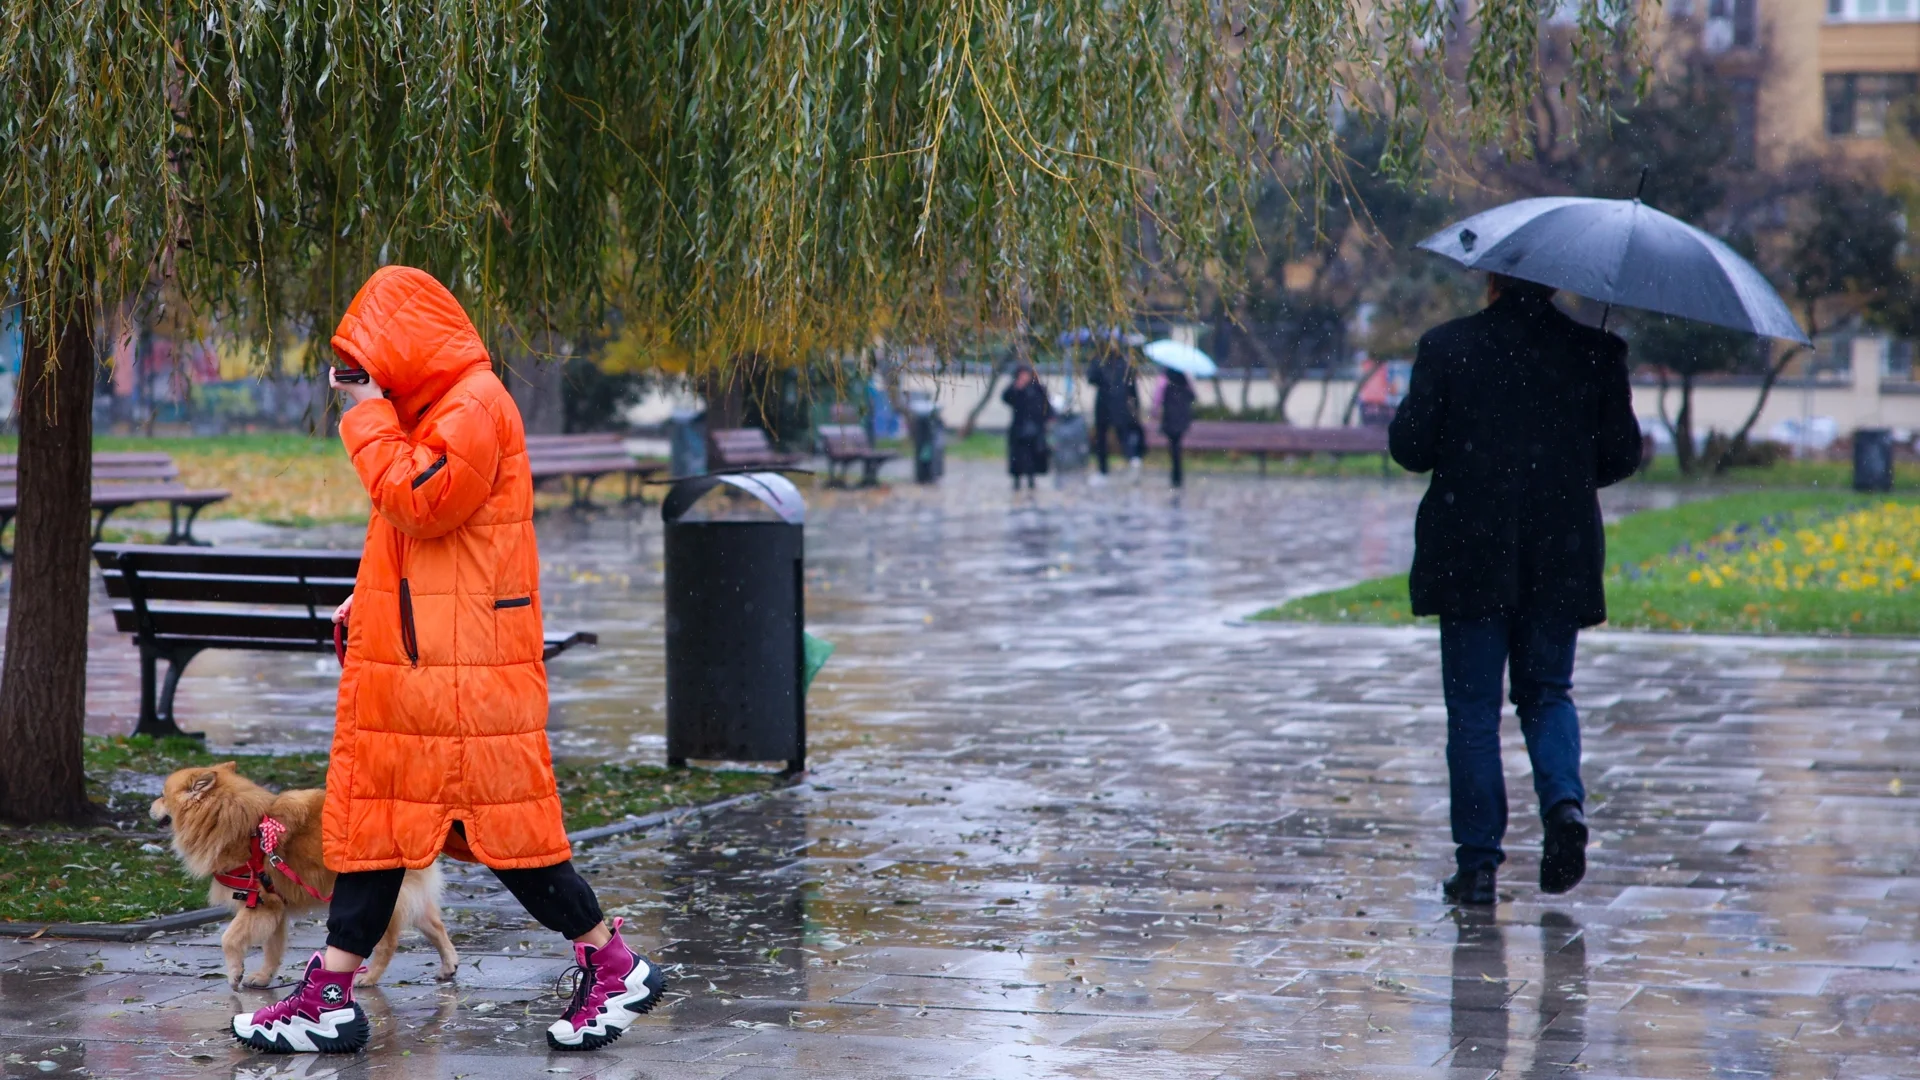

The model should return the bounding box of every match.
[1087,345,1142,476]
[1157,369,1196,488]
[1388,273,1642,907]
[1000,365,1052,490]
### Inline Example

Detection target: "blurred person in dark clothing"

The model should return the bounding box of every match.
[1087,345,1142,479]
[1389,272,1642,907]
[1000,364,1053,490]
[1155,369,1196,488]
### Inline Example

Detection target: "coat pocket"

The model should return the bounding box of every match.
[493,596,532,610]
[398,579,419,665]
[411,454,449,490]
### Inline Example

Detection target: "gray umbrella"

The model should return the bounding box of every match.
[1417,196,1809,344]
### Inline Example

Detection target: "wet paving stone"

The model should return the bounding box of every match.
[5,461,1918,1076]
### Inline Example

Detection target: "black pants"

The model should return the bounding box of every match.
[1093,417,1138,473]
[1167,434,1185,488]
[326,860,603,958]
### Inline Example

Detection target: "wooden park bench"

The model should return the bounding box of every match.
[816,424,897,487]
[1145,421,1391,475]
[524,433,665,507]
[0,452,230,557]
[709,427,804,470]
[95,544,598,738]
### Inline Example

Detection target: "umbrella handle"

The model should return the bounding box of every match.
[1600,304,1611,332]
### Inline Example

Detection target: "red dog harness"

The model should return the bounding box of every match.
[213,816,332,908]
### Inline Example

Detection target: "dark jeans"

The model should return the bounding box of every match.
[1167,434,1185,487]
[327,858,603,957]
[1091,416,1141,473]
[1440,612,1586,874]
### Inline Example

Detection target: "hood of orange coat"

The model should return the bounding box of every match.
[331,266,492,422]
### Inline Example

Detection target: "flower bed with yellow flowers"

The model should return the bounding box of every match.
[1610,499,1920,634]
[1260,491,1920,636]
[1629,502,1920,595]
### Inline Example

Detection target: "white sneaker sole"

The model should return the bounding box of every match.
[546,958,667,1051]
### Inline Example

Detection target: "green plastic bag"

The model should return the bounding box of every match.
[802,632,835,692]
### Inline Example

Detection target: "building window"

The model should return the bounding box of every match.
[1728,77,1758,165]
[1826,73,1920,137]
[1704,0,1757,50]
[1886,339,1916,383]
[1829,0,1920,20]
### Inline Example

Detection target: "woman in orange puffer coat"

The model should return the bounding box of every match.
[233,267,666,1056]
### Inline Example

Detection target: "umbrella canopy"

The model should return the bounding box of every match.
[1418,197,1809,345]
[1142,339,1218,377]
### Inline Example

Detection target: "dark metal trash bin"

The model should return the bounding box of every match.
[1854,428,1895,493]
[662,473,807,773]
[909,401,945,484]
[668,408,708,478]
[1049,413,1089,473]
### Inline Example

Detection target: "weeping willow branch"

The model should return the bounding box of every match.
[2,0,1648,379]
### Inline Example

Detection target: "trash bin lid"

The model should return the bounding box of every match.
[662,471,806,525]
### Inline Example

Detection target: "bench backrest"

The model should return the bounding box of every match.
[0,452,186,488]
[709,427,779,462]
[525,433,627,452]
[1169,421,1387,453]
[95,544,359,647]
[816,424,875,455]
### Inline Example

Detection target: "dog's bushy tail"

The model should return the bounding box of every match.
[395,860,446,922]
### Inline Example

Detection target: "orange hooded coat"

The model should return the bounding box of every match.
[322,266,571,872]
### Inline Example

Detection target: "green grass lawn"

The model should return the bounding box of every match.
[1256,490,1920,636]
[0,736,781,925]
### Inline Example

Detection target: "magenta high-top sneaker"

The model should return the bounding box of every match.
[546,918,667,1050]
[231,953,369,1053]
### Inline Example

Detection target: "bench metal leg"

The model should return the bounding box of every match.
[166,501,212,546]
[135,644,206,739]
[93,505,117,544]
[571,476,601,510]
[861,459,884,486]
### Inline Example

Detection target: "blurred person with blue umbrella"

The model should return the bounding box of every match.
[1394,192,1805,908]
[1143,340,1213,488]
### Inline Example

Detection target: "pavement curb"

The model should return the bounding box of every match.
[0,781,804,944]
[0,905,228,943]
[564,779,805,848]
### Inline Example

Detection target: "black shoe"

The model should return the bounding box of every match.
[1541,801,1588,895]
[1443,867,1497,906]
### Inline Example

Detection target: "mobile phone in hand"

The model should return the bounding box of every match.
[332,366,371,384]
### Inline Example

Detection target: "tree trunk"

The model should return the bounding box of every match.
[960,362,1006,438]
[1672,372,1696,476]
[0,304,98,824]
[504,355,566,435]
[1711,346,1805,476]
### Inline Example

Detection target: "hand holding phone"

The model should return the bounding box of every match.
[329,364,383,408]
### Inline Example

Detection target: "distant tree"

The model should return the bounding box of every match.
[1627,315,1759,474]
[1218,123,1455,423]
[1711,170,1910,474]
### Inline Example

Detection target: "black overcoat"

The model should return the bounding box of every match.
[1002,378,1053,476]
[1388,293,1643,627]
[1159,372,1195,438]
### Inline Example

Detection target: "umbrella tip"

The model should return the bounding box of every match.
[1634,165,1649,203]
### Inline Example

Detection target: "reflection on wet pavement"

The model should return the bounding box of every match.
[6,460,1919,1077]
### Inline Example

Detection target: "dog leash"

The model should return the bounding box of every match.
[213,815,333,908]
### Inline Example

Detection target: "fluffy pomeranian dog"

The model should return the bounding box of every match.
[149,762,458,989]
